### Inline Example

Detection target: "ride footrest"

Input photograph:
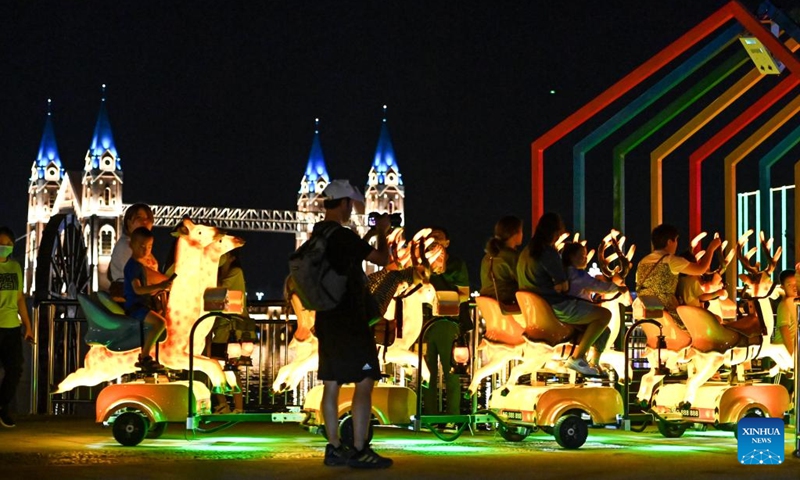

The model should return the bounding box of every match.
[656,411,684,422]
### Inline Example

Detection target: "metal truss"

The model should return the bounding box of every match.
[146,204,324,233]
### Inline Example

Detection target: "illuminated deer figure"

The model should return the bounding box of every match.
[469,231,633,394]
[375,229,441,383]
[55,218,242,393]
[676,230,792,407]
[591,230,635,378]
[632,231,729,404]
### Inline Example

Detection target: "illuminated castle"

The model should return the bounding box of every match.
[26,87,124,294]
[25,89,405,295]
[295,105,405,248]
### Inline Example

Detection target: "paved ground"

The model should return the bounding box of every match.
[0,414,799,479]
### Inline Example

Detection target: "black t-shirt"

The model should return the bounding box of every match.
[314,221,374,327]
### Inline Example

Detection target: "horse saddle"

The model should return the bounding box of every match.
[79,292,166,352]
[723,314,763,347]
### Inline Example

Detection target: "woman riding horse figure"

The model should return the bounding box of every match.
[516,212,609,377]
[636,224,720,328]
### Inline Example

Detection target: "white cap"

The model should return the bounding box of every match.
[321,179,365,204]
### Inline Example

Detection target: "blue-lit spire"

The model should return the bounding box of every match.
[35,99,63,179]
[371,105,401,185]
[303,118,329,192]
[87,84,120,170]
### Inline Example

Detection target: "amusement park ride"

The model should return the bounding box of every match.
[21,0,799,456]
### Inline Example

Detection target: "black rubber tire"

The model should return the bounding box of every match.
[146,422,168,439]
[734,409,764,439]
[553,415,588,449]
[112,412,149,446]
[498,423,531,442]
[339,414,374,447]
[657,419,688,438]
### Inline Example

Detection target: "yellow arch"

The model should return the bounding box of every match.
[724,94,800,289]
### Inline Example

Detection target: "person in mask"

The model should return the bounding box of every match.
[0,226,34,428]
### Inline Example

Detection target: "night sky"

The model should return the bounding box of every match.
[3,0,793,298]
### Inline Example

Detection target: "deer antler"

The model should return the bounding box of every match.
[737,230,760,275]
[555,232,571,253]
[737,229,782,276]
[715,236,735,276]
[760,231,782,275]
[387,227,406,267]
[597,230,633,280]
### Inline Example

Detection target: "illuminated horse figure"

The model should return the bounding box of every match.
[272,228,437,393]
[469,231,634,394]
[676,230,793,407]
[56,218,243,393]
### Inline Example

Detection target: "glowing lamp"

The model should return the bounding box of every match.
[238,341,255,367]
[204,288,244,314]
[450,334,470,376]
[433,291,460,317]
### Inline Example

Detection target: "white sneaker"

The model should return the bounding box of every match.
[564,357,602,377]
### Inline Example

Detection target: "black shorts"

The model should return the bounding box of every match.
[315,314,382,385]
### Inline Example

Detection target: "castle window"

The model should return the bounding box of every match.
[104,187,111,206]
[388,201,395,214]
[100,226,115,255]
[48,195,56,209]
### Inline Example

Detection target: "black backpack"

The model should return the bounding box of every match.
[288,223,347,311]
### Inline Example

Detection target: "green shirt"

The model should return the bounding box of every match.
[479,246,519,305]
[0,259,23,328]
[425,254,471,329]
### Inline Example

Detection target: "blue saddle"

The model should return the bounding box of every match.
[78,292,164,352]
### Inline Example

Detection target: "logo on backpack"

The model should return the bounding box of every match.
[288,223,347,311]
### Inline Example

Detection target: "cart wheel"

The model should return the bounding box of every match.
[427,422,468,442]
[657,419,688,438]
[34,213,91,302]
[734,409,764,439]
[146,422,168,439]
[113,412,149,446]
[553,415,588,449]
[498,423,531,442]
[692,423,708,432]
[339,415,374,447]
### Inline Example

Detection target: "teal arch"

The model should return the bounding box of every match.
[572,24,741,233]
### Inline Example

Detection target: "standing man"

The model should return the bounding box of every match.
[0,226,34,428]
[315,179,393,469]
[423,227,471,417]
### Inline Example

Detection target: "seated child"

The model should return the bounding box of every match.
[562,242,626,367]
[123,227,172,372]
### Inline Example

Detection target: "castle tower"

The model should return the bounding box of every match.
[296,118,330,248]
[24,99,65,293]
[365,105,405,221]
[363,106,405,275]
[81,85,124,291]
